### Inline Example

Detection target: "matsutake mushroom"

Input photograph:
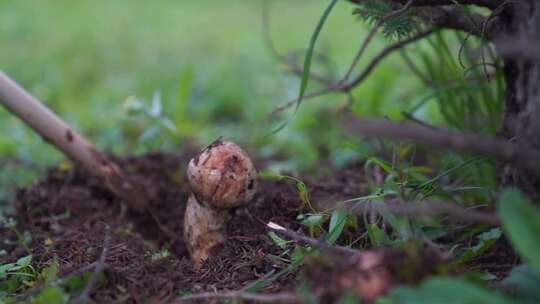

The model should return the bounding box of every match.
[184,139,257,268]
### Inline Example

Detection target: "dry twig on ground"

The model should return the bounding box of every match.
[71,225,112,304]
[267,222,359,255]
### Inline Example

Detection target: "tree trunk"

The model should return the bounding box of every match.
[498,1,540,203]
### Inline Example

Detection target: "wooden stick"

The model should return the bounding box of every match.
[343,116,540,174]
[0,71,146,211]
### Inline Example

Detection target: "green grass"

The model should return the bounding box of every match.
[0,0,419,200]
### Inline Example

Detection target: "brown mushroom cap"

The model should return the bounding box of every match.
[187,139,257,209]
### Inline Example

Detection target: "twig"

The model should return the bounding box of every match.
[270,88,335,118]
[430,6,493,38]
[267,222,358,255]
[346,201,500,226]
[173,290,300,303]
[270,29,435,116]
[342,117,540,174]
[341,0,415,84]
[340,28,436,91]
[401,111,440,129]
[271,0,502,116]
[71,225,111,304]
[0,71,147,211]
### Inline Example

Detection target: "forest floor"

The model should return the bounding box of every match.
[0,152,517,303]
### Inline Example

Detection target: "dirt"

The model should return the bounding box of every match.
[0,151,364,303]
[0,151,518,303]
[463,238,519,280]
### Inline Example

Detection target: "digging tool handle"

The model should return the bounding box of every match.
[0,71,146,211]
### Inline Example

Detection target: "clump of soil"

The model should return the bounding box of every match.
[1,152,364,302]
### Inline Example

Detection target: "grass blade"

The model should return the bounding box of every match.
[297,0,338,111]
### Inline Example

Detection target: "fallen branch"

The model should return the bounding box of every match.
[343,117,540,174]
[173,290,300,303]
[0,71,147,211]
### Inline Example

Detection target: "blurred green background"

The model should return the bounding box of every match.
[0,0,500,205]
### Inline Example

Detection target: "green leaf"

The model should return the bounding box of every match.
[339,292,360,304]
[296,181,311,209]
[258,170,285,181]
[326,209,348,245]
[498,189,540,275]
[301,214,325,229]
[39,256,59,285]
[31,287,66,304]
[460,228,502,263]
[15,255,32,268]
[365,157,393,174]
[0,275,22,294]
[64,272,92,292]
[386,277,511,304]
[291,246,309,265]
[302,214,326,238]
[367,223,391,246]
[0,264,16,280]
[269,231,289,249]
[502,264,540,304]
[297,0,338,111]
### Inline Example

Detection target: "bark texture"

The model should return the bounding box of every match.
[497,1,540,203]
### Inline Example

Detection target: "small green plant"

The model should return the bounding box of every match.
[498,189,540,276]
[146,249,171,262]
[0,255,37,297]
[1,216,32,255]
[122,92,178,151]
[375,188,540,304]
[402,32,504,135]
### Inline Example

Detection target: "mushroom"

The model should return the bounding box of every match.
[184,138,257,268]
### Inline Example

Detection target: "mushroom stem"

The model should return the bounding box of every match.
[184,193,230,268]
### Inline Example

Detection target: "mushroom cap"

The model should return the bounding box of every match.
[187,139,257,208]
